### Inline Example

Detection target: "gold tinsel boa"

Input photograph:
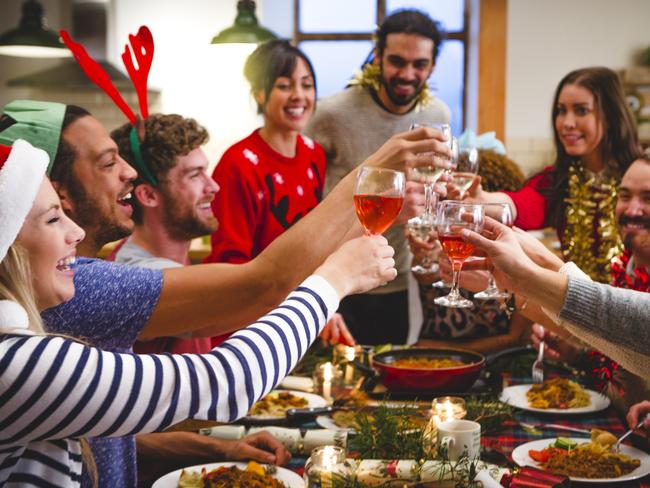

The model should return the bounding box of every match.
[348,63,433,111]
[562,162,623,282]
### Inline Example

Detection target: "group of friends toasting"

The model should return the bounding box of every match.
[0,6,649,488]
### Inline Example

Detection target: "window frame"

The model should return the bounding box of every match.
[293,0,470,128]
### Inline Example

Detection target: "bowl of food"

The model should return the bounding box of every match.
[371,347,485,392]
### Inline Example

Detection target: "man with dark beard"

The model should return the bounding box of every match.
[306,9,451,344]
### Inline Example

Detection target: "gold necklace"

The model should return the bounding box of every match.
[563,162,623,282]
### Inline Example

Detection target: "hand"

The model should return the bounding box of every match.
[460,217,539,293]
[364,126,451,171]
[530,323,581,362]
[511,227,564,272]
[627,401,650,432]
[316,235,396,298]
[395,181,425,224]
[222,431,292,465]
[320,313,355,345]
[439,255,490,292]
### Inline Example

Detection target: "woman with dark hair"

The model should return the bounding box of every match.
[205,40,324,266]
[465,67,643,282]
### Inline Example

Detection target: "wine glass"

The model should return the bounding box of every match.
[473,203,514,300]
[434,201,485,308]
[406,190,439,274]
[354,166,405,235]
[450,146,479,198]
[409,123,454,223]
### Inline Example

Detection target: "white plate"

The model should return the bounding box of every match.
[245,390,327,421]
[315,415,354,432]
[512,438,650,483]
[499,384,610,414]
[152,462,303,488]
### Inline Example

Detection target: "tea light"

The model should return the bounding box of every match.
[431,396,467,425]
[332,344,372,388]
[304,445,354,488]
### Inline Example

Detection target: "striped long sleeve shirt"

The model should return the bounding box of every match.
[0,275,338,487]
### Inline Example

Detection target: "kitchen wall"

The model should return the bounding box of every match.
[506,0,650,174]
[1,0,648,172]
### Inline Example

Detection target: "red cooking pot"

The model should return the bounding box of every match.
[371,347,486,392]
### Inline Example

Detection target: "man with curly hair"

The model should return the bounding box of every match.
[109,114,218,354]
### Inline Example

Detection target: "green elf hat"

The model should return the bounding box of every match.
[0,100,65,176]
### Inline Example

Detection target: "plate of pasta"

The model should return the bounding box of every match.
[500,378,610,414]
[152,461,303,488]
[512,436,650,483]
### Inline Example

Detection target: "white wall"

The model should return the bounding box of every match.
[505,0,650,173]
[109,0,266,164]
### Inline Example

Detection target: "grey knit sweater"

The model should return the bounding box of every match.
[559,276,650,377]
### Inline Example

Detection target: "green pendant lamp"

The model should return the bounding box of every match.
[0,0,70,58]
[211,0,277,44]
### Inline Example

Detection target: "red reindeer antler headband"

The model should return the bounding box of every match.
[60,26,158,186]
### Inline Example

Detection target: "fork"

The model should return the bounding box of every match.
[614,413,650,452]
[531,326,544,384]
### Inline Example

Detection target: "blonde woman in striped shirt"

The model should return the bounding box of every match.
[0,139,397,487]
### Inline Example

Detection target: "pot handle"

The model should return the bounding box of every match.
[484,345,533,367]
[351,359,379,378]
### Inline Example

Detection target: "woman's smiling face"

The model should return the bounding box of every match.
[16,178,85,310]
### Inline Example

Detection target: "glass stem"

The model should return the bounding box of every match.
[424,182,434,219]
[487,273,498,291]
[449,259,464,298]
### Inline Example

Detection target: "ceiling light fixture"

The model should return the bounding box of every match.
[211,0,277,45]
[0,0,70,58]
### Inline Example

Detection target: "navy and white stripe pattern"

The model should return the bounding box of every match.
[0,276,338,487]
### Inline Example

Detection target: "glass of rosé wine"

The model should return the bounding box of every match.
[354,167,405,235]
[434,201,485,308]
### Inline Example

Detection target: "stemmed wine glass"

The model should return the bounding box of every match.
[354,166,405,235]
[407,191,439,274]
[473,203,514,300]
[408,123,455,222]
[434,201,485,308]
[450,146,479,198]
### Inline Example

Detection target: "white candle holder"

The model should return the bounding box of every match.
[304,445,354,488]
[312,362,343,404]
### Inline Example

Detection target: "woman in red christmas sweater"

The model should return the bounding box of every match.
[462,67,642,283]
[206,41,352,344]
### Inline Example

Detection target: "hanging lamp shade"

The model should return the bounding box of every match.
[0,0,70,58]
[211,0,277,44]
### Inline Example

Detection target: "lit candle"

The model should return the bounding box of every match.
[344,346,355,384]
[431,396,467,422]
[322,362,333,402]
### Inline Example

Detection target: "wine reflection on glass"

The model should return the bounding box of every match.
[434,201,485,308]
[353,166,405,235]
[473,203,514,300]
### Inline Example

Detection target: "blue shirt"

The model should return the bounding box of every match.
[42,258,163,487]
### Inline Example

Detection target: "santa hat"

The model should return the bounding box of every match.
[0,139,50,262]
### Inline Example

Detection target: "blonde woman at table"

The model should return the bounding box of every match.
[0,139,396,486]
[459,217,650,379]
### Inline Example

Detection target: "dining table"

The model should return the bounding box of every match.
[158,347,650,487]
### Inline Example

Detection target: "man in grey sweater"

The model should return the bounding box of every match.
[306,9,451,344]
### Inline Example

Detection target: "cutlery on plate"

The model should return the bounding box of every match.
[519,422,591,435]
[614,413,650,452]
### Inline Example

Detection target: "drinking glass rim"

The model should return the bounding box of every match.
[357,166,405,177]
[439,200,483,207]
